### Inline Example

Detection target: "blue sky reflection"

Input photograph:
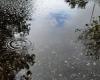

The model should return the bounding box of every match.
[49,11,71,27]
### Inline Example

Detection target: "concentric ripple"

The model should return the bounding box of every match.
[5,38,32,51]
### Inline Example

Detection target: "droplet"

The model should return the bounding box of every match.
[86,62,90,66]
[64,60,68,64]
[58,74,62,77]
[93,62,96,66]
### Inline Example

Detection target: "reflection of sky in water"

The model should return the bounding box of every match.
[30,0,100,80]
[32,0,77,19]
[50,11,71,27]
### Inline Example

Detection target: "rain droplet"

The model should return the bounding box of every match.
[64,60,68,63]
[58,74,62,77]
[86,62,91,66]
[93,62,96,66]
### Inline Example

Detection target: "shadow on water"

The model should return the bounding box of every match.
[0,0,35,80]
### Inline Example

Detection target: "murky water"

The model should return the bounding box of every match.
[0,0,100,80]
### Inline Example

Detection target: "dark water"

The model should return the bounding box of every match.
[0,0,100,80]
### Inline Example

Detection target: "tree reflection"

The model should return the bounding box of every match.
[0,2,35,80]
[77,16,100,60]
[65,0,88,8]
[0,7,31,36]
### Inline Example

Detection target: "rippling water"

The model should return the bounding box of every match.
[30,0,100,80]
[0,0,35,80]
[0,0,100,80]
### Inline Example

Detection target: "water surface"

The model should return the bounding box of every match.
[0,0,100,80]
[29,0,100,80]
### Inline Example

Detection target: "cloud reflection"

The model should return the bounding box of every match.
[49,11,71,27]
